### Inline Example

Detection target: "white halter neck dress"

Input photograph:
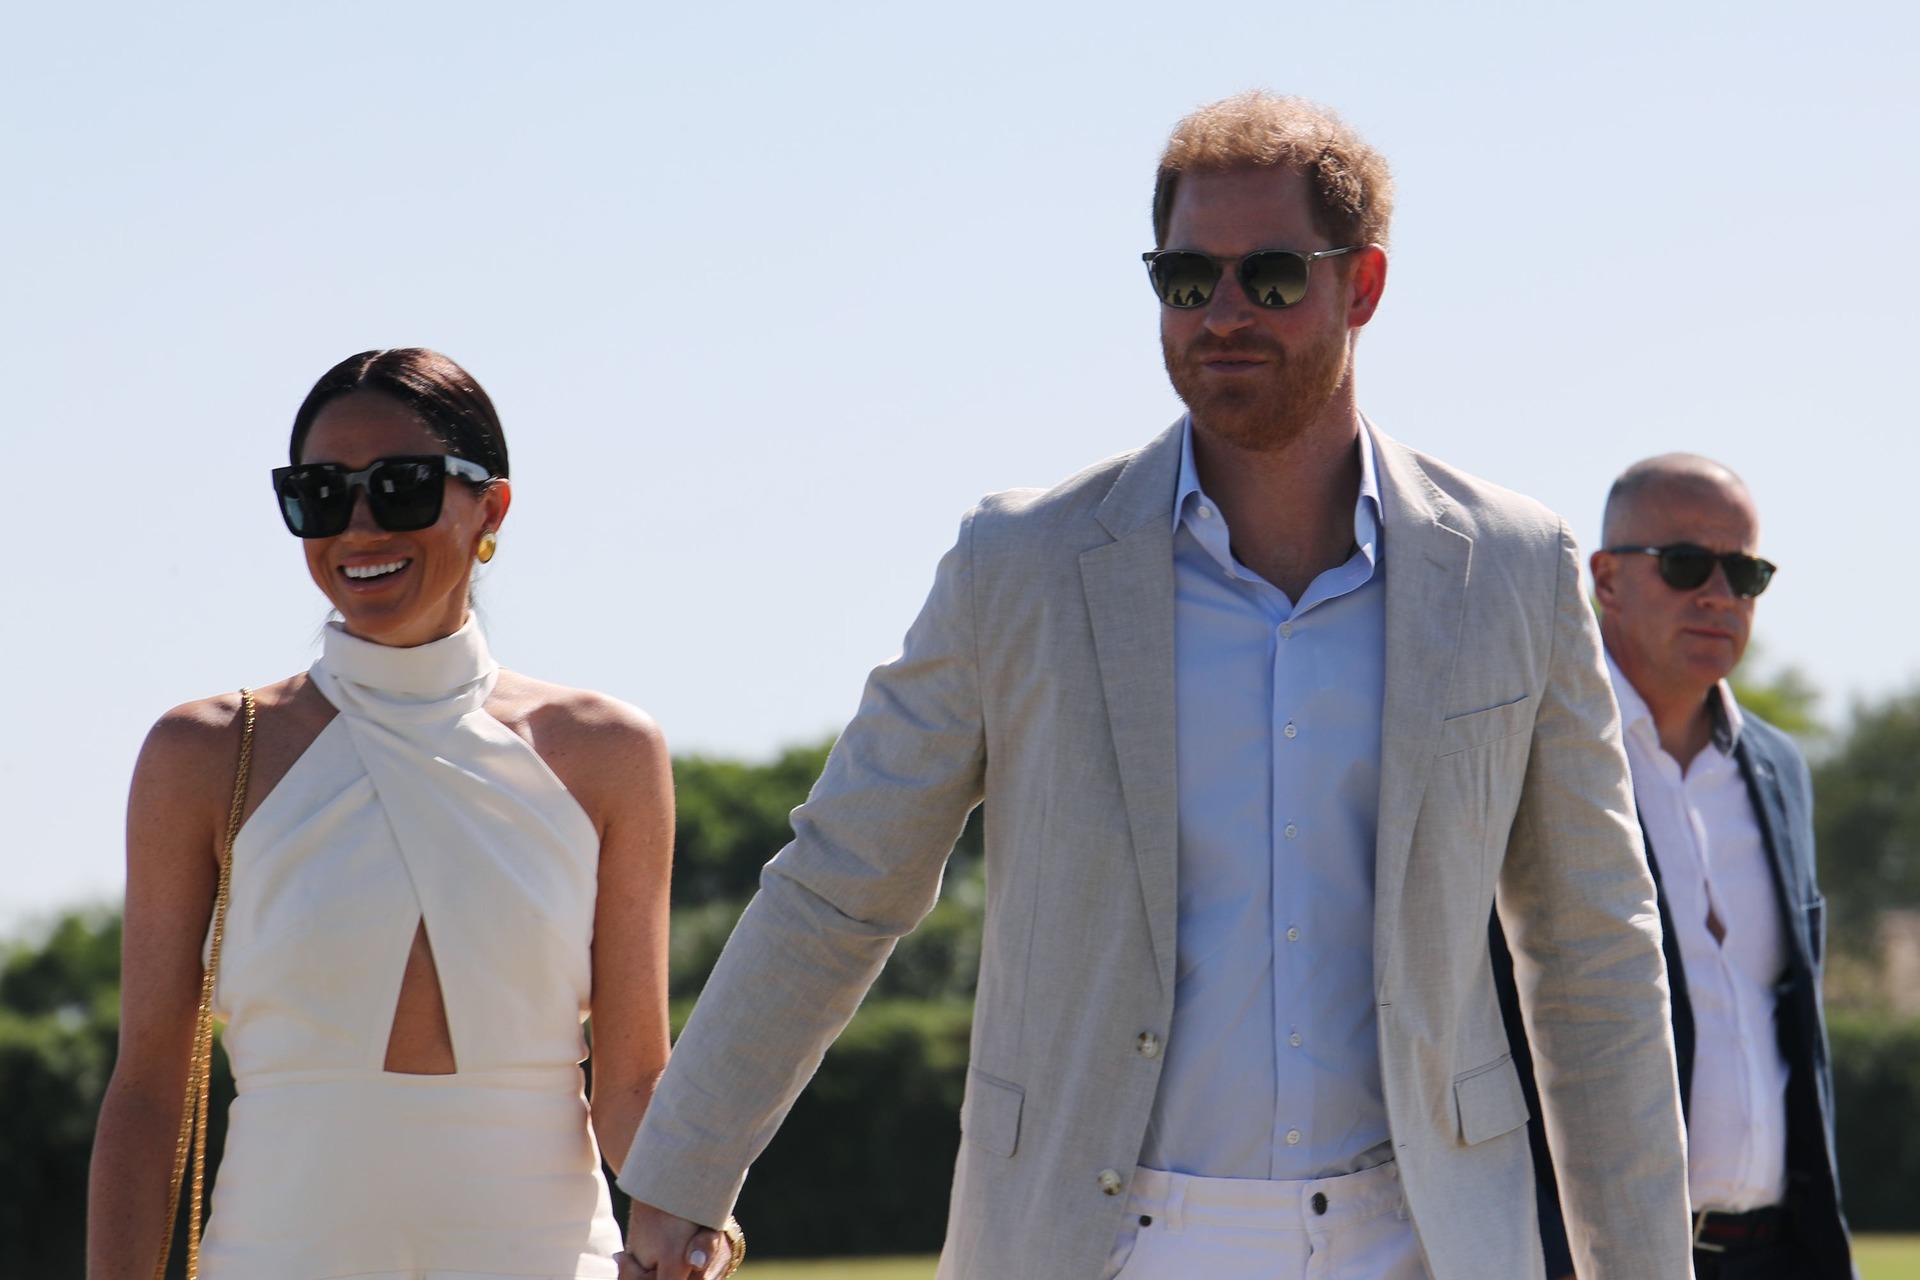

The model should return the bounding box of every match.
[199,619,622,1280]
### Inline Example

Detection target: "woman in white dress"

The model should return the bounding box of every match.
[87,349,734,1280]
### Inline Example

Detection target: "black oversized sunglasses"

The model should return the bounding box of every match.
[1141,246,1362,309]
[271,454,493,539]
[1604,543,1777,598]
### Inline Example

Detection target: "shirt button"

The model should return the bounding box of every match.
[1136,1031,1162,1059]
[1286,926,1300,942]
[1198,505,1213,519]
[1289,1032,1303,1047]
[1286,1129,1302,1146]
[1283,722,1298,739]
[1284,823,1298,839]
[1097,1168,1125,1196]
[1280,622,1293,639]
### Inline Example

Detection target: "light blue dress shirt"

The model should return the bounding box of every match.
[1138,418,1391,1181]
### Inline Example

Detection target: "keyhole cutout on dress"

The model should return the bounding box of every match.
[383,919,459,1074]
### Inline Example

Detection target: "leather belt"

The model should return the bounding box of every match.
[1692,1204,1788,1254]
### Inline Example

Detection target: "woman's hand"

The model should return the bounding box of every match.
[617,1199,732,1278]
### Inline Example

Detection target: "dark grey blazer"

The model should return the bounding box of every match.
[1495,706,1855,1278]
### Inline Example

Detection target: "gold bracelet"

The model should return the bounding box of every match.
[721,1216,745,1277]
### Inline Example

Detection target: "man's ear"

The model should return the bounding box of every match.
[1590,549,1619,608]
[1346,245,1388,329]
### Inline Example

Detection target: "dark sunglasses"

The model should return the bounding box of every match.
[1604,543,1777,598]
[271,454,492,539]
[1141,246,1362,309]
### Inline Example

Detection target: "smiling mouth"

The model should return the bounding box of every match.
[341,559,410,582]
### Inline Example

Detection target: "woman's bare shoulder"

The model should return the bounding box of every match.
[487,670,669,812]
[138,673,331,787]
[490,670,664,751]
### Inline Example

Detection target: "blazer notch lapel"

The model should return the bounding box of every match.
[1371,436,1474,980]
[1736,740,1817,975]
[1080,526,1179,995]
[1094,419,1185,542]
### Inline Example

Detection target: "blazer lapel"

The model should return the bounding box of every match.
[1736,736,1816,976]
[1370,426,1473,979]
[1080,423,1183,995]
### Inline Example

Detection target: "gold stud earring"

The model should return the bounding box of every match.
[476,531,498,564]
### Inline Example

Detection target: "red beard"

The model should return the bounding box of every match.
[1162,321,1351,453]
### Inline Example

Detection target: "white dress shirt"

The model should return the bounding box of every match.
[1139,419,1390,1180]
[1608,657,1790,1211]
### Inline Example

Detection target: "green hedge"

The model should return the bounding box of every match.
[0,1009,113,1279]
[612,999,974,1257]
[10,909,1916,1275]
[1831,1011,1920,1230]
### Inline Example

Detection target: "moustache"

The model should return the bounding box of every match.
[1180,337,1287,363]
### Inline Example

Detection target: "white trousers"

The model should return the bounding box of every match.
[1102,1163,1430,1280]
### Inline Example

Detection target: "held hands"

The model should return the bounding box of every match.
[617,1199,734,1280]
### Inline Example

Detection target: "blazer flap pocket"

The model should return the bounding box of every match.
[961,1067,1024,1158]
[1438,696,1533,756]
[1453,1053,1527,1145]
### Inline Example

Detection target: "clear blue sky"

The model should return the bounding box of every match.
[4,0,1916,928]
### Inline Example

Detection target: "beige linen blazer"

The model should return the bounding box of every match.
[621,422,1692,1279]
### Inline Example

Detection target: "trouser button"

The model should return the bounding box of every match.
[1311,1192,1329,1215]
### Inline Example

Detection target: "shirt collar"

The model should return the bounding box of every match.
[1605,652,1743,756]
[1172,415,1384,567]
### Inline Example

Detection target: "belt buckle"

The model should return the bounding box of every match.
[1692,1210,1728,1254]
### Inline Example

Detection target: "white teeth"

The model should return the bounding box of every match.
[343,560,408,580]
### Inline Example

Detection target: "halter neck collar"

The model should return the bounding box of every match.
[313,617,498,719]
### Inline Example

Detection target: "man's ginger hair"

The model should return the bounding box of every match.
[1152,92,1394,250]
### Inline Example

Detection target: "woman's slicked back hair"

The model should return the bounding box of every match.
[289,348,509,479]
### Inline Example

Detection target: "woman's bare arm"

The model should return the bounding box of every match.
[580,702,675,1168]
[497,676,676,1171]
[86,696,236,1279]
[87,675,327,1277]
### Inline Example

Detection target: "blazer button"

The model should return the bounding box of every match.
[1135,1031,1162,1059]
[1097,1168,1125,1196]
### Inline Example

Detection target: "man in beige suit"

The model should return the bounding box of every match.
[618,93,1691,1280]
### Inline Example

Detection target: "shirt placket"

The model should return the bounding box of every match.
[1270,590,1300,1164]
[1257,555,1370,1172]
[1689,771,1758,1203]
[1696,770,1764,1198]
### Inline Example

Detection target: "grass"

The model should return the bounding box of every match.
[1861,1235,1920,1280]
[741,1237,1920,1279]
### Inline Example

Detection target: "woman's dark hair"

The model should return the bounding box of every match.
[289,348,509,478]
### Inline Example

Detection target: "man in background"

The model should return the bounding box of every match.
[1504,453,1855,1279]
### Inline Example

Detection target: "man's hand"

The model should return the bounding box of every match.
[618,1199,732,1280]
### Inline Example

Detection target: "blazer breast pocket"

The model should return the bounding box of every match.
[960,1067,1024,1158]
[1437,695,1533,757]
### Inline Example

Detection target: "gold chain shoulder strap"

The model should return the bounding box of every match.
[153,688,255,1280]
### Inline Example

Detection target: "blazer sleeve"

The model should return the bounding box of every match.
[1494,522,1693,1279]
[616,510,989,1225]
[1490,914,1575,1278]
